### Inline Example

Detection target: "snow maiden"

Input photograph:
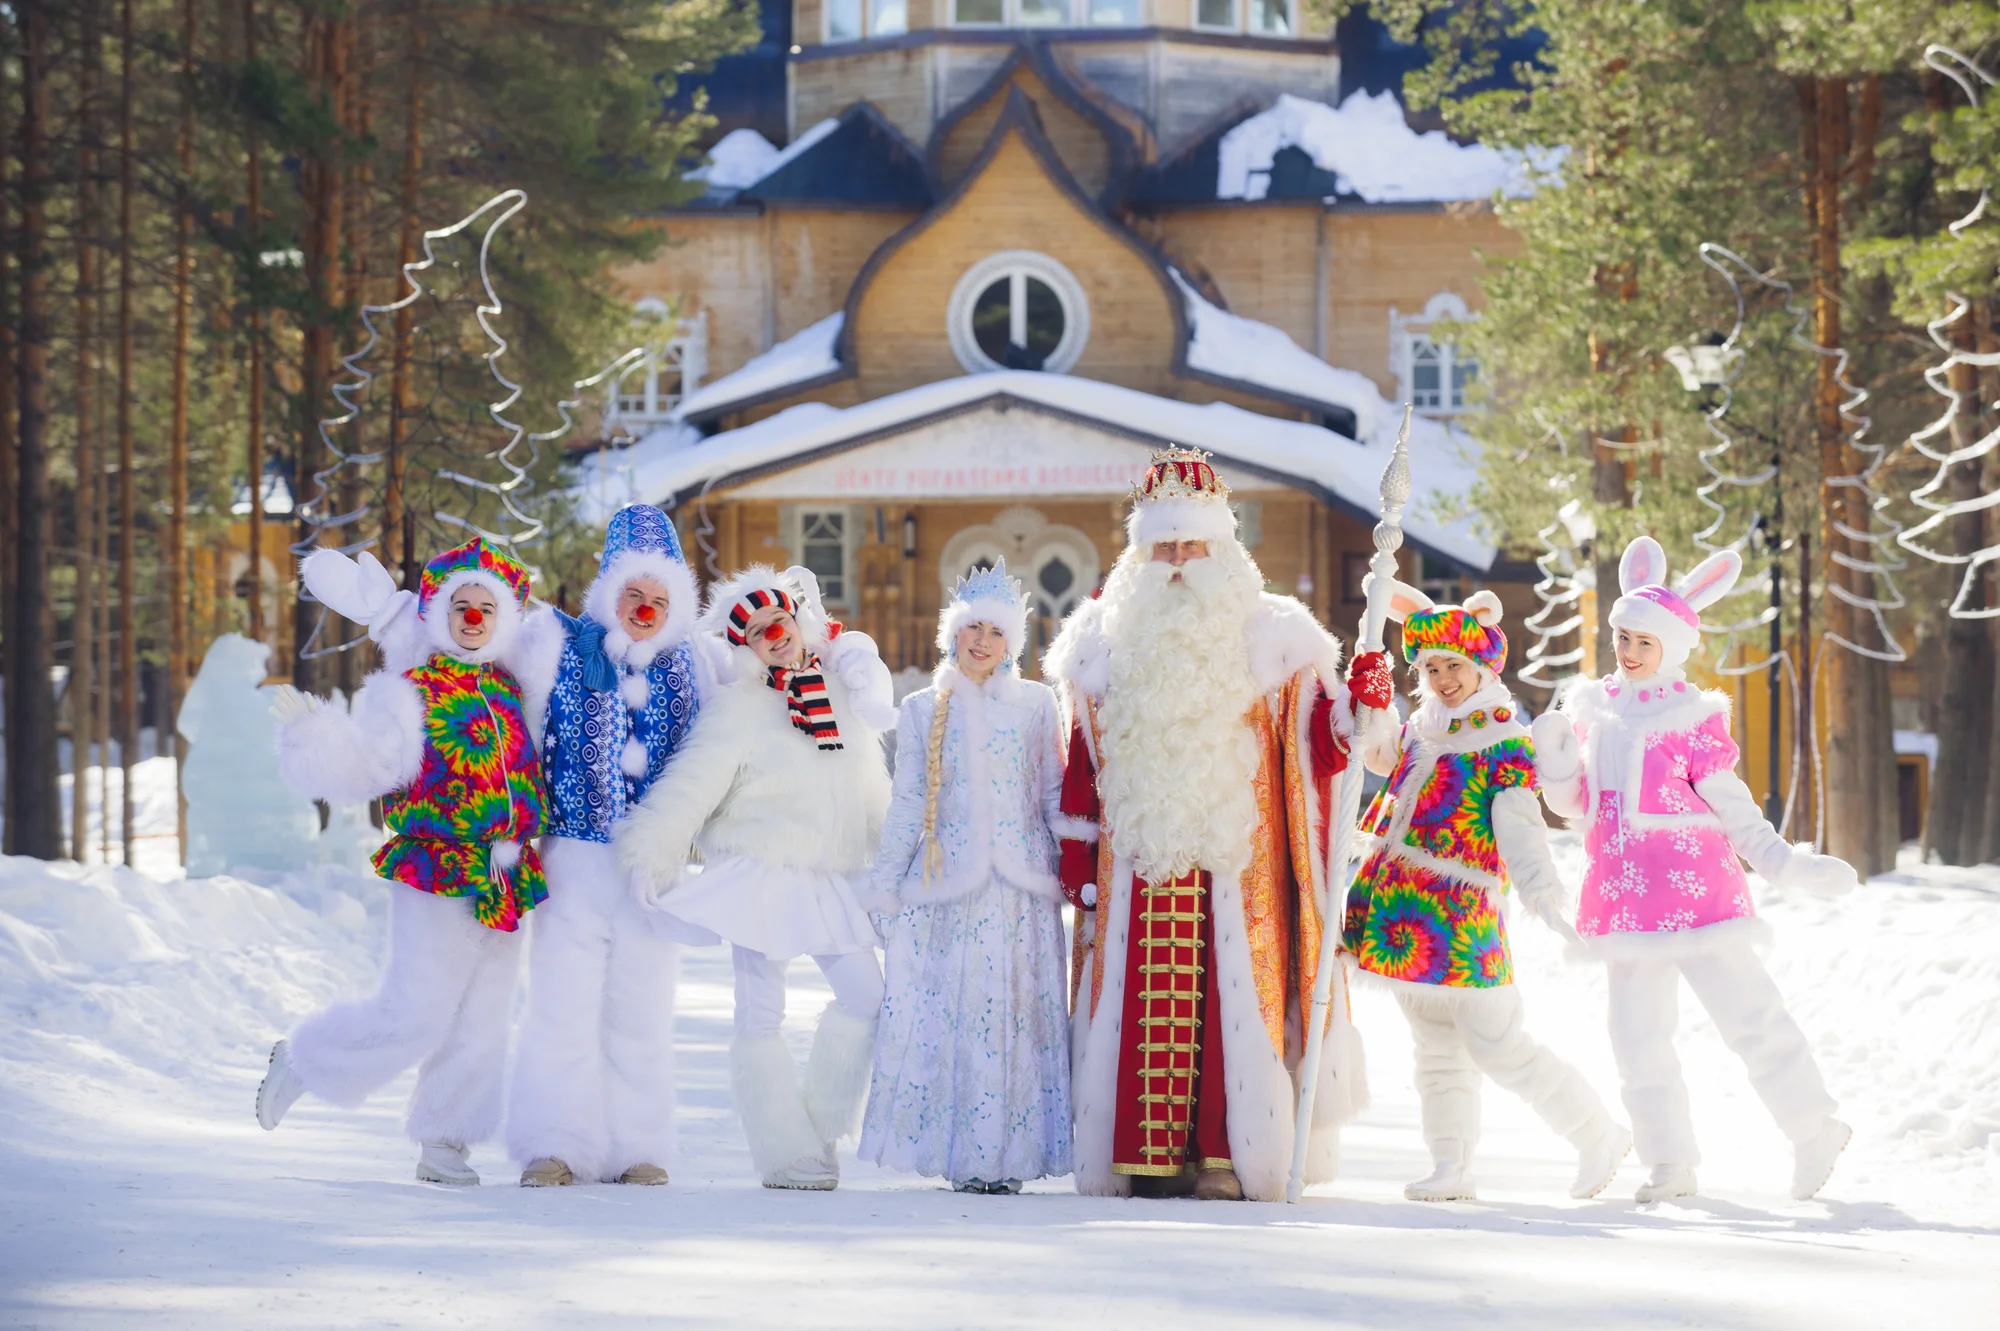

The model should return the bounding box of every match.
[502,504,717,1188]
[858,561,1073,1194]
[255,538,549,1186]
[1534,536,1856,1202]
[1343,582,1630,1203]
[617,566,897,1191]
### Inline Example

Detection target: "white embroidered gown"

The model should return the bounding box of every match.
[858,666,1075,1185]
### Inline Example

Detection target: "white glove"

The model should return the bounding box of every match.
[268,685,318,725]
[630,866,683,914]
[1518,884,1582,943]
[827,630,883,690]
[1776,847,1858,900]
[1530,711,1580,780]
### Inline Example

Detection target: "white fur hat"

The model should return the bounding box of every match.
[1607,536,1740,669]
[936,559,1030,668]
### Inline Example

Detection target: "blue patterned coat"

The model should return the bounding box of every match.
[541,611,701,843]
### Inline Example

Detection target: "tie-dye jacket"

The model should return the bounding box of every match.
[1342,690,1540,992]
[373,653,550,932]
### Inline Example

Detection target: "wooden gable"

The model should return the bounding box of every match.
[926,48,1136,208]
[844,89,1185,402]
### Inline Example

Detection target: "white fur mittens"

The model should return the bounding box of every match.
[1776,845,1859,899]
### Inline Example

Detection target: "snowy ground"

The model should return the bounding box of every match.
[1,838,1996,1329]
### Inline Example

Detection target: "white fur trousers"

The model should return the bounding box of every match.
[287,883,520,1147]
[1606,941,1837,1167]
[729,944,882,1180]
[1397,986,1612,1168]
[505,838,681,1182]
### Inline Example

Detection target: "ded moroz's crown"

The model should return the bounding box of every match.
[1132,445,1230,507]
[1125,445,1239,548]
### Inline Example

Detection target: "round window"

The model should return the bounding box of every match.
[947,251,1090,375]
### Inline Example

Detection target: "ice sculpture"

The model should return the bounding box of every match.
[177,634,321,878]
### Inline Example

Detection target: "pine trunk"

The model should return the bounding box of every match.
[386,20,424,584]
[0,45,16,857]
[1805,75,1897,876]
[10,0,63,861]
[294,13,346,695]
[117,0,137,863]
[1925,303,1992,865]
[168,0,196,860]
[73,0,103,863]
[243,0,265,648]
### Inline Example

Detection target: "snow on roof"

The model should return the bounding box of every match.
[1218,92,1558,204]
[577,370,1494,570]
[673,312,844,422]
[688,119,842,196]
[1173,270,1387,433]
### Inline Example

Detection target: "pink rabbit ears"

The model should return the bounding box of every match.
[1617,536,1741,613]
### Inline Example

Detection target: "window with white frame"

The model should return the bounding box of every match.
[1390,292,1479,416]
[797,508,851,605]
[608,304,706,436]
[947,251,1090,375]
[951,0,1136,26]
[1195,0,1296,32]
[1247,0,1292,34]
[825,0,906,40]
[1195,0,1234,28]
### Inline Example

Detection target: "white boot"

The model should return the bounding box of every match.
[732,1035,834,1189]
[803,1004,878,1147]
[1571,1122,1632,1200]
[1790,1118,1851,1200]
[1405,1140,1475,1202]
[256,1039,305,1131]
[416,1142,480,1186]
[1635,1163,1697,1203]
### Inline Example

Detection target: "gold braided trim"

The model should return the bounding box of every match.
[1139,883,1207,898]
[1111,1163,1185,1177]
[1137,1140,1189,1155]
[1136,934,1206,949]
[1137,962,1205,976]
[1137,1014,1199,1027]
[1135,1041,1203,1054]
[1136,991,1200,1003]
[1137,1092,1194,1105]
[1196,1157,1234,1172]
[1139,910,1206,923]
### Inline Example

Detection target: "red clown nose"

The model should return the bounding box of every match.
[461,606,484,627]
[762,621,787,643]
[634,604,657,624]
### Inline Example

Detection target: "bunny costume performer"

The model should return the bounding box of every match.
[617,565,896,1190]
[502,505,714,1188]
[256,538,549,1186]
[1343,583,1627,1202]
[858,562,1073,1193]
[1534,538,1855,1201]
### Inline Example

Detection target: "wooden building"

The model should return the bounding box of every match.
[597,7,1539,681]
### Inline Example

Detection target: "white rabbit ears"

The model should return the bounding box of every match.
[1364,575,1503,627]
[1675,550,1741,611]
[1616,535,1741,611]
[1617,536,1669,594]
[1365,574,1433,624]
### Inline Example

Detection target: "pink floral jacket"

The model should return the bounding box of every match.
[1539,674,1792,939]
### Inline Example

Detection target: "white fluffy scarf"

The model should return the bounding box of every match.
[1095,542,1264,883]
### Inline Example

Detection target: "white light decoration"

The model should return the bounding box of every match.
[1896,45,2000,620]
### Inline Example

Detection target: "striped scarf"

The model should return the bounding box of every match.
[767,657,842,751]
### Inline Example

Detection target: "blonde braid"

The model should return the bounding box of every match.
[920,687,952,888]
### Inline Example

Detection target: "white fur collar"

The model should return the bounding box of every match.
[935,660,1024,705]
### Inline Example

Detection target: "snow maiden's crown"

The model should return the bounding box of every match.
[1608,536,1740,669]
[1126,445,1238,548]
[936,558,1029,668]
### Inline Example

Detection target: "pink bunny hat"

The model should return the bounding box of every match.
[1608,536,1740,669]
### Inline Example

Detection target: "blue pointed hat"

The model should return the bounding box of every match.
[601,503,685,568]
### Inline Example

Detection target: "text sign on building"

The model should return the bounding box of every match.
[730,406,1266,500]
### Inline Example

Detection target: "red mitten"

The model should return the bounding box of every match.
[1059,837,1098,910]
[1346,650,1394,712]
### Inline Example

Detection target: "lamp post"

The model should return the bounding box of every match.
[1666,333,1787,828]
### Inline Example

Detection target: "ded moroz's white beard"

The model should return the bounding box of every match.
[1095,539,1265,884]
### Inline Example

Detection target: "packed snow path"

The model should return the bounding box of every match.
[1,843,1995,1328]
